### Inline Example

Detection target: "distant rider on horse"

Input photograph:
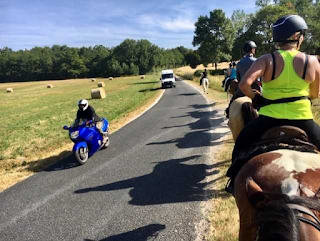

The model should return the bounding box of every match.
[225,41,259,118]
[199,69,207,86]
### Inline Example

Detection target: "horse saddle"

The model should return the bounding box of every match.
[227,125,318,180]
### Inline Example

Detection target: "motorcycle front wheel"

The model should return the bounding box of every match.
[102,135,110,149]
[75,147,89,165]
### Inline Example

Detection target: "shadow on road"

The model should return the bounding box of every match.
[74,155,230,205]
[41,152,80,172]
[84,224,166,241]
[25,150,79,172]
[139,87,162,93]
[131,81,160,85]
[147,110,226,149]
[178,93,199,96]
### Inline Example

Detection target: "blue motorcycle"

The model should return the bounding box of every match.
[63,118,110,164]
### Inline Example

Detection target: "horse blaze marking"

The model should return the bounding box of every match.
[270,149,320,196]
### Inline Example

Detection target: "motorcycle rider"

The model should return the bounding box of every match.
[75,99,108,143]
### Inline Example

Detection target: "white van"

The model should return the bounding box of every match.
[160,69,176,88]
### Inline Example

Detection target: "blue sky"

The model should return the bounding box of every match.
[1,0,257,50]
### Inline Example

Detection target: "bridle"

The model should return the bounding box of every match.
[288,203,320,232]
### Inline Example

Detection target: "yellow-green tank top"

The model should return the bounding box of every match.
[259,50,313,119]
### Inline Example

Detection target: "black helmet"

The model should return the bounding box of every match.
[243,41,257,53]
[272,15,308,43]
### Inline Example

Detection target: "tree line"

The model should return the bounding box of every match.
[0,40,191,83]
[189,0,320,69]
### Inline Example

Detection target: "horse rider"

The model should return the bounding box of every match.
[75,99,108,143]
[237,41,258,81]
[199,68,207,86]
[226,15,320,193]
[224,62,237,92]
[222,63,232,88]
[225,41,259,118]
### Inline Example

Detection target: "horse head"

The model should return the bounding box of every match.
[234,149,320,241]
[228,96,258,141]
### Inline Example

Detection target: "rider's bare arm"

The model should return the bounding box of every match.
[309,56,320,99]
[239,55,268,99]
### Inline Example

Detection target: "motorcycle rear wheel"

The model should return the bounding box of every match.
[75,147,89,165]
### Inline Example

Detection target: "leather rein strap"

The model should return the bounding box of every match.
[287,203,320,232]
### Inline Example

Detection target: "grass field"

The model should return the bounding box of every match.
[0,75,162,190]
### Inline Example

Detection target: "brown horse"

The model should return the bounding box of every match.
[228,98,320,241]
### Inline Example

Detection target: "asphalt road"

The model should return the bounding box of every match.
[0,79,229,241]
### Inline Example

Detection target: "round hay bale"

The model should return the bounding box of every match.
[91,78,96,82]
[91,88,106,99]
[97,82,105,87]
[47,84,53,88]
[6,88,13,93]
[109,77,113,80]
[141,75,145,79]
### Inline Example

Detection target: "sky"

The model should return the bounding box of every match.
[1,0,257,51]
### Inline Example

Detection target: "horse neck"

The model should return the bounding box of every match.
[300,220,320,240]
[228,96,258,141]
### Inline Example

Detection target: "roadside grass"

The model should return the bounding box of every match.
[0,75,162,190]
[206,138,239,241]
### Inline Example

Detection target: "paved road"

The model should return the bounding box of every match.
[0,79,229,241]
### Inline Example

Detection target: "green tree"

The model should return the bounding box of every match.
[232,5,296,60]
[193,9,235,69]
[185,51,201,69]
[255,0,272,7]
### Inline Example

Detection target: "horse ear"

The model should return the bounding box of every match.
[246,177,266,208]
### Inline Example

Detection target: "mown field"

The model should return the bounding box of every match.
[0,75,162,190]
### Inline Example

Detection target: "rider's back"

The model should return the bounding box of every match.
[237,55,256,81]
[261,51,318,83]
[259,50,317,119]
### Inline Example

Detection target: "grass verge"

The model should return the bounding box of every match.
[0,75,163,191]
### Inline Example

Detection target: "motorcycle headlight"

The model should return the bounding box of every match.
[70,131,79,139]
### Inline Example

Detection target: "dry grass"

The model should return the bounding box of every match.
[176,62,230,75]
[205,138,239,241]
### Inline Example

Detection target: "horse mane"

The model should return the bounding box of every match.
[250,192,320,241]
[255,199,300,241]
[241,102,258,125]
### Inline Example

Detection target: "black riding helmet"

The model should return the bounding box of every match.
[272,15,308,43]
[243,41,257,53]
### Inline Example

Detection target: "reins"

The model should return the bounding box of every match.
[288,203,320,232]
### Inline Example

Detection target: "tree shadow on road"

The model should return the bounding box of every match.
[74,155,230,205]
[84,224,166,241]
